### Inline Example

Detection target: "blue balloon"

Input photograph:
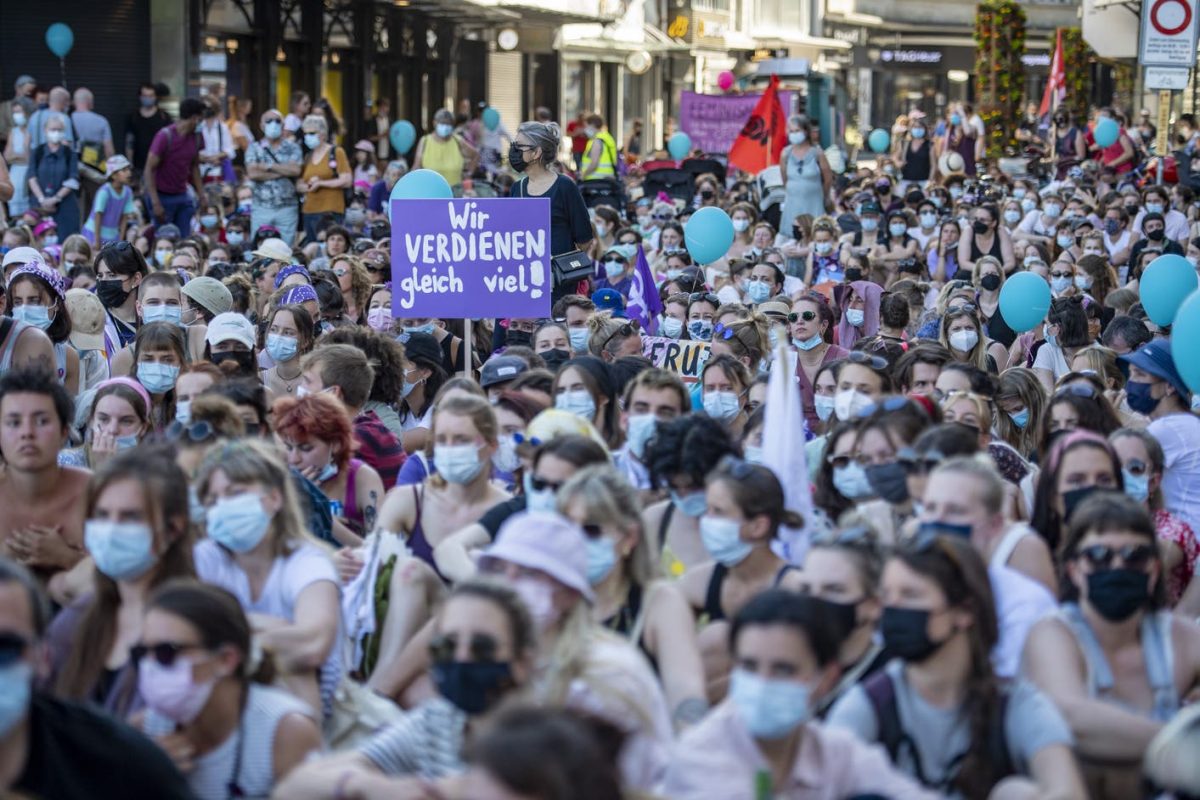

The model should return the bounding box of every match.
[482,107,500,132]
[998,271,1052,333]
[1141,254,1199,326]
[668,132,692,161]
[1094,117,1119,149]
[868,128,890,154]
[387,169,453,220]
[684,206,735,265]
[389,120,416,153]
[46,23,74,59]
[1171,289,1200,393]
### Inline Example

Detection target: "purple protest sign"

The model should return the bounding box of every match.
[390,197,551,319]
[679,90,796,155]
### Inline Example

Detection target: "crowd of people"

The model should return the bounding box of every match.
[0,72,1199,800]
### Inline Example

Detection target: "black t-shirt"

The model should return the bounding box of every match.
[510,174,593,258]
[125,108,173,170]
[16,692,196,799]
[480,496,527,540]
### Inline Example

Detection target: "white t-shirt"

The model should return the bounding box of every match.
[989,563,1056,678]
[1148,412,1200,534]
[1032,342,1070,381]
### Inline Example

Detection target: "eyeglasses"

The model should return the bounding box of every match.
[0,632,29,667]
[688,292,720,306]
[846,351,888,370]
[130,642,208,668]
[428,632,500,663]
[1077,543,1156,571]
[165,419,216,444]
[788,310,818,323]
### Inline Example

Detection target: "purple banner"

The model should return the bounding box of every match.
[390,197,551,319]
[679,90,796,155]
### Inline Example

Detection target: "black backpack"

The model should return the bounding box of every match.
[862,670,1014,792]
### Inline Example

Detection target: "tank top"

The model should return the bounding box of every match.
[53,341,67,382]
[143,684,315,800]
[0,318,30,373]
[970,232,1003,262]
[1056,602,1178,722]
[408,485,447,582]
[703,563,797,622]
[901,140,931,181]
[421,135,464,188]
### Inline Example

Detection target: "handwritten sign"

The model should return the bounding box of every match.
[642,336,711,384]
[389,197,551,319]
[679,90,796,155]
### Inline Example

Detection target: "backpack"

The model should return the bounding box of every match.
[862,670,1014,792]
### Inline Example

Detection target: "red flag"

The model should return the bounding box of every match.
[728,74,788,174]
[1039,29,1065,117]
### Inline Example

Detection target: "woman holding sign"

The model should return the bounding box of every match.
[509,120,594,302]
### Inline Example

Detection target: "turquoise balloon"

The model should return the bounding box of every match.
[389,120,416,153]
[998,271,1052,333]
[46,23,74,59]
[388,169,453,220]
[1171,290,1200,393]
[1141,254,1199,326]
[1094,117,1119,148]
[684,206,735,265]
[868,128,890,154]
[668,131,692,160]
[482,107,500,131]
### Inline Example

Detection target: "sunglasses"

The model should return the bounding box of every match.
[1055,383,1098,400]
[599,322,636,351]
[130,641,208,668]
[528,475,564,493]
[788,310,818,323]
[712,322,738,341]
[165,419,216,444]
[946,303,977,315]
[1049,270,1073,279]
[1077,543,1156,571]
[688,292,720,306]
[0,632,29,667]
[846,351,888,370]
[429,632,500,663]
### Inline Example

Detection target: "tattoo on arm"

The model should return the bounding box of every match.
[363,491,378,534]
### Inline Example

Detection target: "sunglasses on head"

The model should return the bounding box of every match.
[846,350,888,370]
[165,419,216,444]
[946,303,977,315]
[688,292,719,306]
[130,642,208,668]
[428,632,501,663]
[712,322,738,341]
[1077,543,1156,571]
[788,310,818,323]
[1056,383,1098,400]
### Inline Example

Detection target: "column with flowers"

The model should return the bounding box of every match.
[974,0,1027,158]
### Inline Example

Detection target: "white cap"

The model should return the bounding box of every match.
[205,312,257,350]
[250,238,293,262]
[2,247,41,269]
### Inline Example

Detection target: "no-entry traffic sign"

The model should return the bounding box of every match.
[1140,0,1200,67]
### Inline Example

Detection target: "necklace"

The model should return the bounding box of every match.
[276,365,302,394]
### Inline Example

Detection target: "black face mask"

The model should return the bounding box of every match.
[211,350,257,374]
[980,274,1002,292]
[809,595,860,642]
[540,348,571,373]
[431,659,514,715]
[96,278,131,309]
[865,462,909,504]
[844,267,864,283]
[1062,485,1101,522]
[880,606,949,662]
[972,220,990,235]
[505,329,531,348]
[1146,228,1166,242]
[793,225,804,240]
[915,519,973,540]
[508,143,529,174]
[1086,568,1150,622]
[700,189,714,201]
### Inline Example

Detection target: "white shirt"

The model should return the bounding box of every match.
[1148,412,1200,534]
[908,226,937,250]
[198,118,235,178]
[989,563,1056,678]
[1017,209,1057,237]
[1033,341,1070,381]
[1132,209,1190,244]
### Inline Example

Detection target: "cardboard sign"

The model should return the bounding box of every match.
[641,336,712,383]
[678,90,797,155]
[389,197,551,319]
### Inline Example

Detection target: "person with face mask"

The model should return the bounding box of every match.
[27,116,81,238]
[295,114,351,243]
[612,368,688,491]
[779,114,834,227]
[245,108,303,248]
[0,556,197,799]
[3,83,33,217]
[1025,493,1200,800]
[663,589,941,799]
[899,112,934,186]
[827,534,1083,799]
[941,106,981,176]
[413,107,478,192]
[58,379,153,470]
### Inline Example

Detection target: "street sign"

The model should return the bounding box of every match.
[1139,0,1200,67]
[1146,65,1192,88]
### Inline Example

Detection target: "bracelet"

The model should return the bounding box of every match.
[333,769,354,800]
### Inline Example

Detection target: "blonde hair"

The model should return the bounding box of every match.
[557,465,658,588]
[586,311,636,360]
[939,305,989,371]
[428,394,498,488]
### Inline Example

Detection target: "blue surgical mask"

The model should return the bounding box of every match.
[555,389,596,421]
[919,212,937,228]
[142,304,183,326]
[729,668,812,739]
[136,362,180,394]
[814,394,836,422]
[522,473,557,513]
[85,520,156,581]
[1056,235,1074,249]
[911,127,925,139]
[316,461,338,483]
[200,215,219,229]
[226,231,244,246]
[703,391,742,421]
[1021,198,1038,213]
[746,280,771,304]
[832,462,873,499]
[1050,275,1071,294]
[175,399,192,424]
[793,333,824,351]
[1123,469,1150,503]
[206,492,274,553]
[670,490,707,517]
[625,414,657,460]
[0,662,31,737]
[1008,407,1029,428]
[568,327,590,353]
[404,322,437,337]
[660,316,684,339]
[699,515,754,566]
[263,121,282,139]
[1146,202,1164,215]
[603,259,626,281]
[1043,323,1058,347]
[10,304,53,330]
[889,222,907,237]
[436,123,454,138]
[303,133,321,149]
[434,443,485,484]
[845,308,865,327]
[491,434,520,474]
[113,433,140,451]
[688,319,713,341]
[860,217,879,232]
[585,537,618,584]
[267,332,299,363]
[743,445,764,464]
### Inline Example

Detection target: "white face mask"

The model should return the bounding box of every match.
[949,329,979,352]
[46,130,65,144]
[833,388,872,421]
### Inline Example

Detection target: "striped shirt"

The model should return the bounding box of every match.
[354,410,406,490]
[359,696,467,779]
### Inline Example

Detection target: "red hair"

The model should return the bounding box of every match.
[271,393,355,472]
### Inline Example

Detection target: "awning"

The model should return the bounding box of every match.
[390,0,520,24]
[559,23,689,55]
[495,1,615,24]
[753,31,852,52]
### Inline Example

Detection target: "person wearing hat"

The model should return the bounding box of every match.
[840,199,884,261]
[590,287,627,320]
[107,271,212,373]
[82,155,135,247]
[245,108,303,247]
[479,355,528,401]
[251,236,294,267]
[352,139,378,185]
[392,331,446,455]
[2,247,43,284]
[205,311,259,378]
[180,274,234,330]
[595,243,635,295]
[6,260,78,395]
[65,288,111,394]
[938,105,980,177]
[1121,341,1200,533]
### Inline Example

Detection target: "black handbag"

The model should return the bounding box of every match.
[550,250,593,287]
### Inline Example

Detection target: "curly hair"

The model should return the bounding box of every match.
[323,325,407,405]
[330,254,373,322]
[646,413,738,491]
[272,393,355,472]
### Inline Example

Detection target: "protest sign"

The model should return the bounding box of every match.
[642,336,711,383]
[679,90,797,155]
[390,197,551,319]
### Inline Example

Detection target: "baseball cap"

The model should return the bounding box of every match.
[858,201,882,216]
[65,288,105,351]
[104,155,131,179]
[399,331,441,365]
[602,243,636,262]
[252,237,293,263]
[480,355,528,388]
[1119,340,1190,399]
[2,247,43,270]
[482,512,594,602]
[181,276,234,317]
[156,223,182,241]
[354,139,375,154]
[14,75,35,91]
[205,312,257,350]
[591,288,626,318]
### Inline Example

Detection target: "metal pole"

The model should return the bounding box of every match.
[462,320,472,378]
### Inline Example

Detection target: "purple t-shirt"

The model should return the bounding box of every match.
[148,124,198,195]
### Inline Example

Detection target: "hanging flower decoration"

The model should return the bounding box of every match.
[974,0,1026,157]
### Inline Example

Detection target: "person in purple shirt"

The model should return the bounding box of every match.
[143,97,204,232]
[367,160,407,221]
